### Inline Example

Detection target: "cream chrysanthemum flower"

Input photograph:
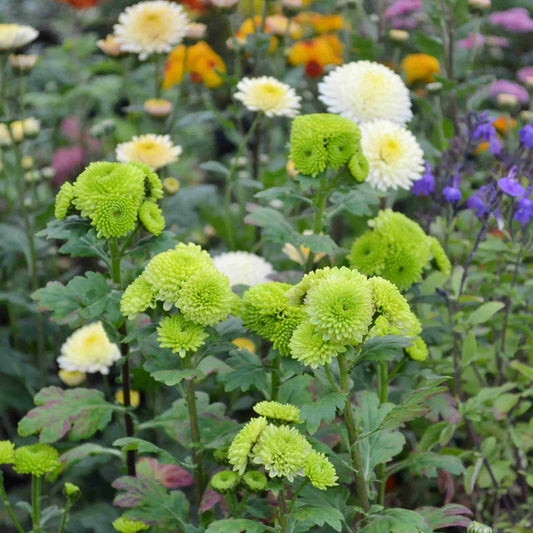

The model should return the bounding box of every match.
[114,1,190,60]
[213,252,274,287]
[116,134,182,170]
[58,322,121,375]
[360,120,424,192]
[318,61,412,125]
[234,76,301,118]
[0,24,38,50]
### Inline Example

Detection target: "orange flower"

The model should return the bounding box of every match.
[187,41,226,88]
[54,0,104,7]
[264,15,303,39]
[401,53,440,84]
[288,34,342,77]
[162,41,226,90]
[492,115,516,135]
[295,12,344,33]
[233,17,278,53]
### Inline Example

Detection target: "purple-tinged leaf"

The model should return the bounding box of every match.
[416,504,472,529]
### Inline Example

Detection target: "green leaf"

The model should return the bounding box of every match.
[328,185,380,217]
[206,519,269,533]
[466,301,505,325]
[59,443,122,471]
[293,504,343,531]
[510,361,533,380]
[18,387,118,443]
[360,508,432,533]
[416,504,472,529]
[389,451,464,478]
[244,206,297,244]
[200,161,230,177]
[300,392,346,434]
[298,233,339,255]
[358,335,414,363]
[151,369,204,387]
[219,349,267,392]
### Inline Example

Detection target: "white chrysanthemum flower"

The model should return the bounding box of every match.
[114,1,190,60]
[360,119,424,192]
[234,76,301,118]
[116,134,182,170]
[318,61,412,125]
[0,24,38,50]
[213,252,274,287]
[58,322,121,375]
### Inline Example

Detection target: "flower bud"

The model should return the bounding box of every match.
[59,370,86,386]
[210,470,240,493]
[90,119,115,138]
[162,177,180,195]
[9,54,39,72]
[497,93,519,109]
[97,35,123,57]
[427,82,443,94]
[467,522,492,533]
[186,23,207,40]
[144,98,173,118]
[389,29,409,43]
[21,156,34,169]
[242,470,267,492]
[116,389,141,408]
[63,482,81,500]
[468,0,490,9]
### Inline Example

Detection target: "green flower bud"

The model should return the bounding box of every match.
[242,470,267,492]
[304,451,338,490]
[253,401,301,424]
[112,516,149,533]
[157,314,209,357]
[210,470,240,493]
[64,482,81,500]
[138,200,165,236]
[55,182,75,220]
[467,522,492,533]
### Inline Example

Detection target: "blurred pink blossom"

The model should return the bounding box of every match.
[518,67,533,85]
[489,80,529,104]
[385,0,422,18]
[489,8,533,33]
[51,147,84,184]
[136,458,193,489]
[458,33,509,49]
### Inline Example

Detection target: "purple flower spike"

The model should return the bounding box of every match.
[412,161,435,196]
[466,193,486,217]
[498,166,525,197]
[514,187,533,226]
[443,186,462,203]
[519,122,533,149]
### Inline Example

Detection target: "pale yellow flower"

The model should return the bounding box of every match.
[116,389,141,408]
[0,24,38,50]
[116,134,182,170]
[9,54,39,71]
[282,230,326,265]
[97,35,124,56]
[144,98,173,118]
[58,370,87,387]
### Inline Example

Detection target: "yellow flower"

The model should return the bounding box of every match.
[58,322,121,375]
[286,160,298,178]
[233,17,278,53]
[295,12,344,34]
[401,53,440,84]
[8,118,40,142]
[187,41,226,89]
[58,370,86,386]
[282,230,326,265]
[97,34,124,56]
[288,34,342,77]
[0,24,38,50]
[232,337,256,353]
[116,134,182,170]
[163,44,186,90]
[116,389,141,408]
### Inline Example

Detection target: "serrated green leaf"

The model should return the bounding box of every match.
[206,519,268,533]
[300,392,346,434]
[219,349,267,392]
[244,206,297,244]
[360,508,432,533]
[18,387,118,443]
[113,437,180,465]
[293,504,343,531]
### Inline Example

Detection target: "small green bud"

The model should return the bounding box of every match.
[210,470,240,494]
[64,482,81,500]
[242,471,267,492]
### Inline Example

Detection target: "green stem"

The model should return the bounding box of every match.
[377,361,388,506]
[109,238,136,477]
[183,353,204,510]
[338,353,369,512]
[287,479,309,514]
[277,486,289,533]
[0,53,7,117]
[270,354,281,401]
[304,177,328,273]
[31,475,42,533]
[57,501,72,533]
[0,473,25,533]
[224,114,261,250]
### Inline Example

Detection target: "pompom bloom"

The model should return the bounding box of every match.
[360,119,424,191]
[114,0,190,60]
[253,401,301,424]
[228,416,268,474]
[318,61,412,125]
[234,76,301,118]
[112,517,150,533]
[401,53,440,84]
[13,444,60,477]
[57,322,121,374]
[305,451,338,490]
[0,24,38,50]
[116,134,182,170]
[157,314,209,357]
[213,251,274,287]
[0,441,15,465]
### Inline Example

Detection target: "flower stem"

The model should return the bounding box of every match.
[376,361,388,506]
[57,501,72,533]
[270,354,281,401]
[337,353,369,512]
[0,472,25,533]
[183,352,204,511]
[277,486,289,533]
[304,178,328,273]
[31,475,42,533]
[109,238,136,476]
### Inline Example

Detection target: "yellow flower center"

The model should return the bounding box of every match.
[255,83,285,108]
[379,138,402,164]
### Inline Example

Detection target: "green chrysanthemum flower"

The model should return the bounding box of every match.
[305,451,338,490]
[130,161,164,201]
[120,274,157,319]
[370,277,421,337]
[55,182,75,220]
[177,266,234,326]
[290,114,363,177]
[305,267,374,344]
[228,416,268,474]
[467,522,492,533]
[241,283,305,355]
[253,401,301,424]
[380,243,426,292]
[0,441,15,465]
[112,517,149,533]
[73,162,145,218]
[285,268,333,306]
[210,470,240,493]
[405,336,429,362]
[157,314,209,357]
[13,444,60,477]
[144,243,212,309]
[348,149,369,182]
[252,424,311,482]
[349,232,387,277]
[91,194,139,239]
[289,320,346,368]
[138,200,165,236]
[242,470,267,492]
[429,236,451,277]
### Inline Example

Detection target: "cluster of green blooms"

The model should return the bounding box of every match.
[121,243,237,357]
[54,162,165,238]
[112,516,149,533]
[242,267,428,367]
[289,113,368,181]
[349,210,451,291]
[225,401,337,490]
[10,443,61,477]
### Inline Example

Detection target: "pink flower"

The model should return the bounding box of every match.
[136,458,193,489]
[489,80,529,104]
[458,33,484,49]
[518,66,533,85]
[385,0,422,18]
[489,8,533,33]
[51,146,84,184]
